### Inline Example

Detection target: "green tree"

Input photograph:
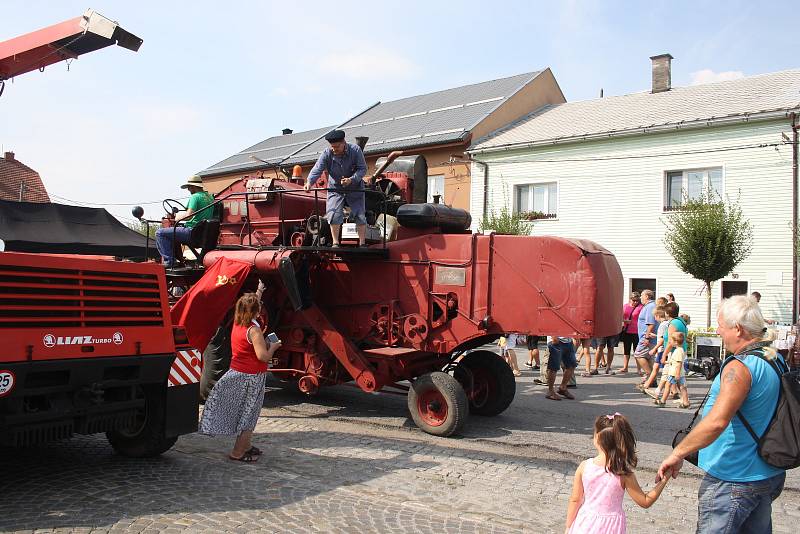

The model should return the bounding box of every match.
[663,190,753,327]
[126,220,157,239]
[478,205,531,235]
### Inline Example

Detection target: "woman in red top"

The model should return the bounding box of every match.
[619,292,642,374]
[199,293,281,462]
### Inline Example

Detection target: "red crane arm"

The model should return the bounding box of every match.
[0,9,142,81]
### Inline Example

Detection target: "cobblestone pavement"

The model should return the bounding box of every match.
[1,363,797,533]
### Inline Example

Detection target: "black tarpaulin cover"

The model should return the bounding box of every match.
[0,199,155,258]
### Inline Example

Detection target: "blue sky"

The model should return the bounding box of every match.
[0,0,796,224]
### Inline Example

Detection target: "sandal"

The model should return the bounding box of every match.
[246,446,262,456]
[229,451,259,463]
[581,372,593,378]
[545,393,562,401]
[557,389,575,400]
[653,399,666,407]
[589,369,599,376]
[604,369,616,375]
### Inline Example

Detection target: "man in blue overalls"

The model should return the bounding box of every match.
[304,129,368,247]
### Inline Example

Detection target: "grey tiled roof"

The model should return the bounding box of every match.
[472,69,800,151]
[198,126,334,177]
[199,71,543,176]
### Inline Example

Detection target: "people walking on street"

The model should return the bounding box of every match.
[595,334,619,375]
[566,413,670,533]
[525,334,541,369]
[658,295,787,533]
[619,292,642,374]
[576,337,593,376]
[199,293,282,462]
[545,337,577,400]
[633,289,658,386]
[655,331,690,408]
[641,306,668,395]
[499,333,522,376]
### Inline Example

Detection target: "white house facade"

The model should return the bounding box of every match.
[468,65,800,327]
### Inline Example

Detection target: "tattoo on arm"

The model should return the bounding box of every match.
[723,369,737,385]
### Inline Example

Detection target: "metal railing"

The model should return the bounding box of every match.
[168,185,391,251]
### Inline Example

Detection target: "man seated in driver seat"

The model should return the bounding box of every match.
[155,175,215,267]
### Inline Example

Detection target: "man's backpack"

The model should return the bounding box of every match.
[736,349,800,470]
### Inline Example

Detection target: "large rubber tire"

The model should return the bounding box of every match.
[199,325,232,401]
[407,372,468,437]
[455,350,516,416]
[106,386,177,458]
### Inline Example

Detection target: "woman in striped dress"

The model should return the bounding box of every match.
[200,293,281,462]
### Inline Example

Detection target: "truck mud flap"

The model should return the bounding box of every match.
[165,382,199,437]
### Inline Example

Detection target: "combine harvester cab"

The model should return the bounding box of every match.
[165,153,623,436]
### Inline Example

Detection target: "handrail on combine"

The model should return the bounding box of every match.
[167,185,391,254]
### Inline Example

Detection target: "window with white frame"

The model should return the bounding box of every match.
[427,175,444,203]
[664,167,723,209]
[515,182,557,216]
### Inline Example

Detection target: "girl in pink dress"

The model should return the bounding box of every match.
[565,413,670,533]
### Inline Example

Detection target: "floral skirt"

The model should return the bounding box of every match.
[199,369,267,436]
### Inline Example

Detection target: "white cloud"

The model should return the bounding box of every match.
[316,47,420,81]
[271,87,289,97]
[690,69,745,85]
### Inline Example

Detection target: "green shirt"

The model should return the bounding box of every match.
[184,191,215,228]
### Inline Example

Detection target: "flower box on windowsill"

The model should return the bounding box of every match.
[520,211,557,221]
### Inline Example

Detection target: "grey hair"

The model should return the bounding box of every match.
[718,295,766,339]
[641,289,655,300]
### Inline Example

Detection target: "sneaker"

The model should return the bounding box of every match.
[524,362,534,368]
[533,365,540,370]
[533,378,545,385]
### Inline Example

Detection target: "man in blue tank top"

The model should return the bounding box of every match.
[657,295,785,533]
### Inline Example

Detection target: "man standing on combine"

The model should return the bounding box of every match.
[304,129,368,247]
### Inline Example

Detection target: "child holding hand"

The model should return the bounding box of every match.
[565,413,670,533]
[656,331,690,408]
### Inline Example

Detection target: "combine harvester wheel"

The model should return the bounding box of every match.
[455,351,516,416]
[407,372,468,436]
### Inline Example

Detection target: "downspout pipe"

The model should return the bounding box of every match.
[469,155,489,224]
[792,112,798,323]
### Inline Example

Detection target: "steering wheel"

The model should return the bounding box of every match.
[163,198,187,216]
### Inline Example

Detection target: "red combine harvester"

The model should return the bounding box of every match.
[158,153,624,436]
[0,12,200,456]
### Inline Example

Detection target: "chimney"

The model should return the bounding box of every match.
[3,151,14,161]
[282,128,293,135]
[650,54,673,93]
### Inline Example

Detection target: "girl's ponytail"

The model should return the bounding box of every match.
[594,413,638,476]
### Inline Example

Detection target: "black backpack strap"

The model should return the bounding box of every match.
[733,348,785,444]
